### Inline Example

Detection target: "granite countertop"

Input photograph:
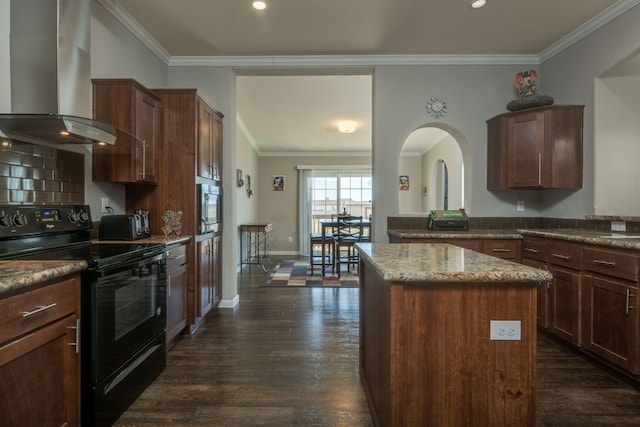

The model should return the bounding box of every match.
[387,228,522,239]
[0,260,88,296]
[517,228,640,251]
[1,235,189,298]
[356,242,552,283]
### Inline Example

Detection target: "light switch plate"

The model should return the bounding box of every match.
[490,320,521,341]
[611,221,626,232]
[516,201,525,212]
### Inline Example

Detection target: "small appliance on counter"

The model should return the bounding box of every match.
[99,210,151,240]
[427,210,469,231]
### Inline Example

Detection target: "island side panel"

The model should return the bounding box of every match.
[393,281,537,427]
[359,259,392,427]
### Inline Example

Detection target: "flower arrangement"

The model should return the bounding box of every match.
[514,70,538,97]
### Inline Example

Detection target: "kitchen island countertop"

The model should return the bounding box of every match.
[387,228,522,240]
[355,242,552,283]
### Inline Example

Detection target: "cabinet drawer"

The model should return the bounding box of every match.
[522,238,547,262]
[483,240,519,260]
[547,242,581,270]
[583,248,639,282]
[165,244,187,271]
[0,276,78,345]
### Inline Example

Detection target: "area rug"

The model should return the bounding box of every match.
[263,260,359,288]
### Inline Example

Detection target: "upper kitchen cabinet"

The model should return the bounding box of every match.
[92,79,161,184]
[487,105,584,190]
[197,100,223,182]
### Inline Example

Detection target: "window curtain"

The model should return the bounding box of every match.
[298,169,312,256]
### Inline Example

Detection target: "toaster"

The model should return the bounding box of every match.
[99,211,151,240]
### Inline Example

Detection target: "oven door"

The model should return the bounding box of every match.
[90,253,166,383]
[199,183,222,234]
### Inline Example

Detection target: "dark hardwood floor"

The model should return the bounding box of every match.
[114,256,640,426]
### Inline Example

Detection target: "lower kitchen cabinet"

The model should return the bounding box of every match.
[548,266,581,345]
[195,235,221,331]
[582,274,639,373]
[165,242,188,348]
[0,274,81,427]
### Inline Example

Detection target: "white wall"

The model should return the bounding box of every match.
[0,0,9,113]
[398,155,422,213]
[540,3,640,217]
[423,136,464,212]
[235,126,260,269]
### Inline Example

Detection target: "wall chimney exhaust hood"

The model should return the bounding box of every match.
[0,0,127,146]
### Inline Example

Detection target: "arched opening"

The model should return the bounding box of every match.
[399,125,467,214]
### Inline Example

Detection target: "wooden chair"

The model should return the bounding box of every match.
[309,232,332,275]
[332,215,363,277]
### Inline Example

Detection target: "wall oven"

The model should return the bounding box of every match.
[0,205,167,427]
[198,183,222,234]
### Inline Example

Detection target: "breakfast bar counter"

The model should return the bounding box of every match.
[355,242,551,427]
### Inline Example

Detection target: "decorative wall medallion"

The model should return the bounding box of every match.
[426,97,447,118]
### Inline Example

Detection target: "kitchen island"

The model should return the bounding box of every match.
[356,242,552,427]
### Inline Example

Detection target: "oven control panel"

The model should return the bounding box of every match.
[0,205,92,237]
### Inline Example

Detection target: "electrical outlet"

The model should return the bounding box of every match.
[101,197,110,213]
[288,236,293,243]
[611,221,626,232]
[516,201,525,212]
[490,320,521,341]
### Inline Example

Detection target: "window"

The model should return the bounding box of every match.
[310,171,372,233]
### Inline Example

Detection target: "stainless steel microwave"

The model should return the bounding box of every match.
[198,183,222,234]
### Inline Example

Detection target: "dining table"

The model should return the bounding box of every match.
[318,218,372,276]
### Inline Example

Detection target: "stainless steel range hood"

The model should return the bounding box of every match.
[0,0,119,146]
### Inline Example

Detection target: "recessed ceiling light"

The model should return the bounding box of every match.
[470,0,487,9]
[252,0,266,10]
[338,120,357,134]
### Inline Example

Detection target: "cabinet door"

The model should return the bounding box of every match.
[134,90,160,183]
[166,264,188,346]
[523,258,549,328]
[582,274,639,373]
[507,110,544,188]
[212,112,223,182]
[212,235,222,306]
[197,101,214,179]
[549,266,581,345]
[0,315,79,427]
[198,239,214,317]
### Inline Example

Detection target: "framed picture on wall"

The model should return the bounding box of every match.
[273,175,285,191]
[399,175,410,190]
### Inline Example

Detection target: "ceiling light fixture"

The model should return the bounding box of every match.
[338,120,357,134]
[470,0,487,9]
[252,0,266,10]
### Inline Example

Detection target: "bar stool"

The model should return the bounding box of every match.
[309,232,332,275]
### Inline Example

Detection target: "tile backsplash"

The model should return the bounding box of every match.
[0,141,84,204]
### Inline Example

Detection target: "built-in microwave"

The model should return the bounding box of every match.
[198,183,222,234]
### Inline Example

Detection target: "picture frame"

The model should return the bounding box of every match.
[273,175,285,191]
[399,175,410,190]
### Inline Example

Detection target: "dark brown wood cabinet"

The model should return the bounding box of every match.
[197,99,223,182]
[0,274,81,426]
[487,105,584,190]
[521,238,550,329]
[127,88,224,335]
[92,79,161,184]
[165,242,188,348]
[582,247,640,374]
[197,235,221,324]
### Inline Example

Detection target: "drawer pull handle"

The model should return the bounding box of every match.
[626,289,635,315]
[593,259,615,267]
[552,253,570,260]
[524,248,539,253]
[22,303,57,318]
[492,248,511,253]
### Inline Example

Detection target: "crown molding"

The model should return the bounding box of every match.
[95,0,172,64]
[168,54,540,68]
[539,0,640,62]
[260,151,371,158]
